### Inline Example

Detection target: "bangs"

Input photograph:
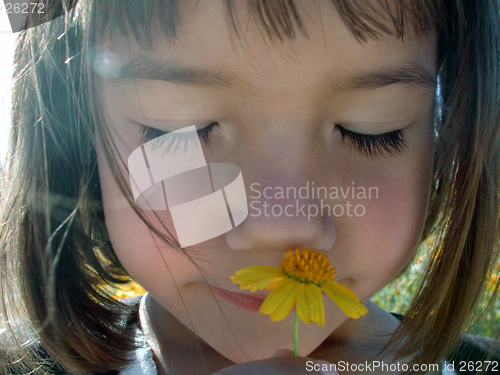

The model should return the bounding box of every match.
[77,0,443,47]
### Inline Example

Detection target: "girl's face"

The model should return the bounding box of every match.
[98,0,437,363]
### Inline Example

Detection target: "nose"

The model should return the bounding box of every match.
[225,183,336,252]
[223,108,337,253]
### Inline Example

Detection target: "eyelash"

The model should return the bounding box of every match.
[336,125,407,157]
[139,122,406,157]
[139,122,218,146]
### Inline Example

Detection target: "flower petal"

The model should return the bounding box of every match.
[231,265,283,280]
[249,276,287,292]
[296,283,325,326]
[230,266,284,292]
[260,278,299,321]
[321,280,368,319]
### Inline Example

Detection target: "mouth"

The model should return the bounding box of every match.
[209,284,267,313]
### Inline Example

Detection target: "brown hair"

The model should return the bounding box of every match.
[0,0,499,374]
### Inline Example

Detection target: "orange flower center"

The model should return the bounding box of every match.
[280,248,336,286]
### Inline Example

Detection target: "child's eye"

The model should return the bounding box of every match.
[336,125,407,157]
[139,122,218,146]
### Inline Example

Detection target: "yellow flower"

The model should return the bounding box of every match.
[230,247,368,326]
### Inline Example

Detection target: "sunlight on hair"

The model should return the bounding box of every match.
[110,281,147,300]
[0,31,15,164]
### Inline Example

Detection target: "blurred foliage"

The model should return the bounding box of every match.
[372,236,500,338]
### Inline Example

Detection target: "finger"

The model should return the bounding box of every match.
[211,357,339,375]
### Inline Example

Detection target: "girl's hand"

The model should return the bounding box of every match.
[211,350,339,375]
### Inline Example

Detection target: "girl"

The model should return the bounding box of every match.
[1,0,499,374]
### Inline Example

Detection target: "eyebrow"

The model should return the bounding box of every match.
[113,58,239,87]
[113,57,437,90]
[340,64,437,90]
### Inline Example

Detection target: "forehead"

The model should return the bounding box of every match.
[103,0,437,90]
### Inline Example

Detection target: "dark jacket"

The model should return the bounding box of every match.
[4,297,500,374]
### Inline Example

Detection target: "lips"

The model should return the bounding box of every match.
[209,285,267,312]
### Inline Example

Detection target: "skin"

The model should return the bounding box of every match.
[97,0,437,373]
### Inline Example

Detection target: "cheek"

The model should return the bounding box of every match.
[97,155,202,296]
[336,152,433,297]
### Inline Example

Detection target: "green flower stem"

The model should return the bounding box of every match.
[294,312,300,356]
